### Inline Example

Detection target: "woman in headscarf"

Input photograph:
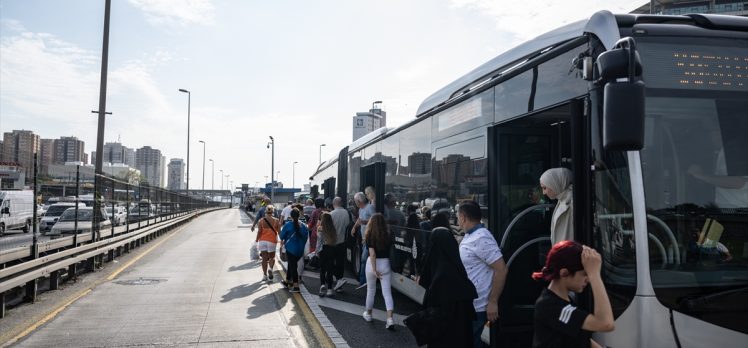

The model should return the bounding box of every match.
[540,167,573,244]
[418,227,477,347]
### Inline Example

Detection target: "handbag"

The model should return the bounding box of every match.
[403,307,449,346]
[481,321,491,345]
[250,241,260,261]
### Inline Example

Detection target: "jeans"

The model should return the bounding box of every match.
[365,258,393,311]
[318,247,335,288]
[472,311,487,348]
[287,253,301,284]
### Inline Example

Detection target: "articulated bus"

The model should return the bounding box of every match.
[310,11,747,347]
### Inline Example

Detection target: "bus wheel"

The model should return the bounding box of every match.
[23,220,31,233]
[0,224,5,236]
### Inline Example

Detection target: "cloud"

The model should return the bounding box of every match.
[0,28,100,131]
[128,0,215,27]
[449,0,643,42]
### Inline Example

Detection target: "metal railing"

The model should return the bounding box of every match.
[0,168,228,318]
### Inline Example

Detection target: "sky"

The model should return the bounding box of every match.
[0,0,643,191]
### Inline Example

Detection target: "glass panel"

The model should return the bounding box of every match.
[534,45,588,110]
[637,36,748,333]
[433,135,487,229]
[495,70,533,122]
[433,89,494,141]
[641,93,748,333]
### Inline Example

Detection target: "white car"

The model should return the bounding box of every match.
[105,206,126,226]
[47,207,111,237]
[41,202,85,232]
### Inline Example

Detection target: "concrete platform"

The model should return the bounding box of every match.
[6,209,321,348]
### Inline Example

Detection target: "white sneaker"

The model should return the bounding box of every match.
[326,289,334,297]
[262,275,268,282]
[385,318,395,330]
[319,285,327,297]
[334,278,347,291]
[362,311,372,322]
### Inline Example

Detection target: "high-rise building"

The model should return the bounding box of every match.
[39,139,55,175]
[135,146,164,187]
[632,0,747,16]
[2,130,40,181]
[53,136,85,164]
[167,158,186,191]
[352,101,387,142]
[91,142,136,167]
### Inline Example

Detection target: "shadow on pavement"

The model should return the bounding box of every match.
[228,261,260,272]
[246,289,288,320]
[221,282,266,303]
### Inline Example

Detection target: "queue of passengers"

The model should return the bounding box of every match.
[250,166,613,347]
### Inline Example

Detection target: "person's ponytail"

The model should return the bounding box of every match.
[291,208,300,232]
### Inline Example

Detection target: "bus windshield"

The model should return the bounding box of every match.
[637,36,748,333]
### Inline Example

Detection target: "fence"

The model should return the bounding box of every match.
[0,160,227,317]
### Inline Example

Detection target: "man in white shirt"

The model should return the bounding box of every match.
[330,197,351,292]
[458,200,507,348]
[280,201,294,221]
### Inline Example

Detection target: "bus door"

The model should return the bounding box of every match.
[487,102,578,346]
[360,162,385,214]
[350,162,386,275]
[322,177,336,202]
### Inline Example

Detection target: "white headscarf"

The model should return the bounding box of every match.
[540,168,573,196]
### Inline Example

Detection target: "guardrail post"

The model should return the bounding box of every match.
[108,249,115,262]
[86,257,96,272]
[24,279,38,303]
[50,270,60,290]
[0,292,5,318]
[67,263,77,281]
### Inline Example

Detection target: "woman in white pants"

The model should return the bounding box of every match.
[363,213,395,330]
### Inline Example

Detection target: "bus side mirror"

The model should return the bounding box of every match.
[1,207,8,214]
[597,37,645,151]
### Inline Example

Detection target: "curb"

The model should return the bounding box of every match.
[277,262,350,348]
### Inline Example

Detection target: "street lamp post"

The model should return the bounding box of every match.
[198,140,206,193]
[209,159,214,192]
[219,169,224,190]
[268,136,275,203]
[292,161,298,189]
[178,88,191,193]
[319,143,326,165]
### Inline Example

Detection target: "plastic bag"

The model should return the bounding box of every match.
[481,321,491,345]
[250,241,260,261]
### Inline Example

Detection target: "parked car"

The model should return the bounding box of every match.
[46,207,111,237]
[41,202,86,232]
[105,206,126,226]
[0,190,34,236]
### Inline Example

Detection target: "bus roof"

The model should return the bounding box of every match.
[416,11,748,118]
[416,10,622,118]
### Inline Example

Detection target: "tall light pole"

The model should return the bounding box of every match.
[254,181,259,194]
[292,161,298,189]
[209,159,214,191]
[268,136,275,203]
[92,0,112,244]
[219,169,224,190]
[319,143,326,165]
[198,140,205,192]
[178,88,191,193]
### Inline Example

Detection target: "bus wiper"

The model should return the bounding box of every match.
[677,286,748,311]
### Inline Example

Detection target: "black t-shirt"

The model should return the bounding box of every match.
[367,240,391,259]
[533,288,591,348]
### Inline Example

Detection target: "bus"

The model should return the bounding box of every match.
[309,10,747,348]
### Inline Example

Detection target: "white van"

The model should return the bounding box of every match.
[0,190,35,236]
[41,202,86,232]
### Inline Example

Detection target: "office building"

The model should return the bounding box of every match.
[352,101,387,142]
[2,130,40,181]
[53,136,85,164]
[167,158,186,191]
[91,142,136,167]
[135,146,164,188]
[632,0,747,16]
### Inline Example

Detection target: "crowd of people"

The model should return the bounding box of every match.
[247,166,615,347]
